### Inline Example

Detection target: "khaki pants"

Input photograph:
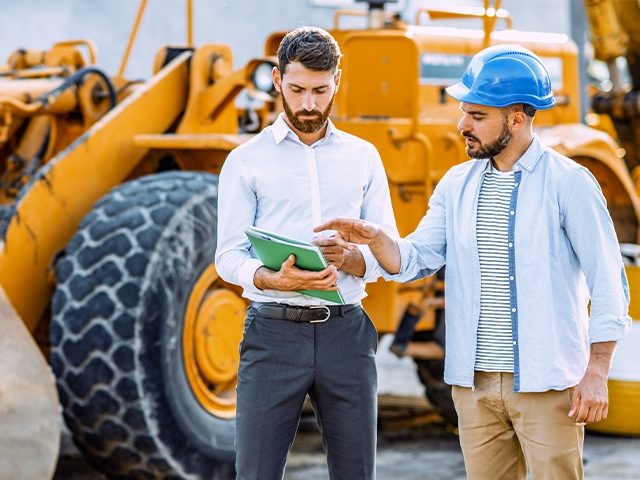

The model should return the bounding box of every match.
[452,371,584,480]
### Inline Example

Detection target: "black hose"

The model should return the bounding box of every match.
[36,66,117,110]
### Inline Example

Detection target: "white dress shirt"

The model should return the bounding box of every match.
[215,113,398,305]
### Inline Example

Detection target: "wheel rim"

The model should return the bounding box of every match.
[183,264,245,418]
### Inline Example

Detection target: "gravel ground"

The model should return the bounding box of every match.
[54,335,640,479]
[284,416,640,480]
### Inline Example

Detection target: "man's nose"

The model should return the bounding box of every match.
[457,115,469,133]
[302,93,316,112]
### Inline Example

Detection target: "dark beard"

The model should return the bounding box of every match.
[281,92,334,134]
[463,118,512,159]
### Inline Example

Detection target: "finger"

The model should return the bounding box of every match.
[329,267,339,283]
[304,266,334,280]
[568,390,580,418]
[318,264,337,273]
[283,254,296,268]
[323,255,344,265]
[590,403,606,424]
[317,236,353,251]
[316,265,338,280]
[312,236,334,247]
[303,272,339,290]
[314,240,341,250]
[583,404,596,424]
[575,399,591,423]
[595,398,608,423]
[333,236,352,249]
[318,275,339,288]
[313,218,351,233]
[318,246,344,255]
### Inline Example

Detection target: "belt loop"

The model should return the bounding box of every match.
[339,305,345,316]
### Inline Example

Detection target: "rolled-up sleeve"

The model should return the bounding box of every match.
[214,152,263,294]
[561,168,632,343]
[357,245,381,283]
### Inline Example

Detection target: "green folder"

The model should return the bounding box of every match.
[245,226,345,304]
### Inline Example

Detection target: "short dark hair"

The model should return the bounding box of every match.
[277,26,342,75]
[504,103,537,118]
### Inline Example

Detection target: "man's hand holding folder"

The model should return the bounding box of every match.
[253,254,339,293]
[245,226,345,304]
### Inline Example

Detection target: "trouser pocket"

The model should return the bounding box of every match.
[239,311,257,355]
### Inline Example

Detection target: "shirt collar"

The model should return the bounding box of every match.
[514,134,545,172]
[270,113,343,145]
[480,133,546,174]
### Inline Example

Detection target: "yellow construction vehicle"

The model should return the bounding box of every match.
[576,0,640,436]
[1,0,639,478]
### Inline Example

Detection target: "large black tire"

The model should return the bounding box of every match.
[414,310,458,426]
[0,204,13,237]
[50,172,235,479]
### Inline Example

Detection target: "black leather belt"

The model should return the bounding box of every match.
[251,302,360,323]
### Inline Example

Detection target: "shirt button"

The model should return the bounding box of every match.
[515,182,519,186]
[513,341,517,346]
[508,242,513,248]
[509,275,514,281]
[511,307,517,313]
[510,210,515,215]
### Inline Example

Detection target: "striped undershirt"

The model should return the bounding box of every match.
[475,167,516,372]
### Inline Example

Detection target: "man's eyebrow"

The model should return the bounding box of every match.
[288,83,329,90]
[466,110,487,116]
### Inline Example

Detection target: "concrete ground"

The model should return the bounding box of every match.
[284,335,640,480]
[55,335,640,479]
[285,426,640,480]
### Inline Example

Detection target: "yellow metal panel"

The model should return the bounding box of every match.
[134,133,253,151]
[0,52,191,332]
[340,33,419,119]
[626,266,640,320]
[587,379,640,436]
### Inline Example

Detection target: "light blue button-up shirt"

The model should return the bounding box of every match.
[386,135,631,392]
[215,113,397,305]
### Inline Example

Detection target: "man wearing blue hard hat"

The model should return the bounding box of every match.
[316,44,631,479]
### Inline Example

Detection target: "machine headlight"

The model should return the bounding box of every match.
[250,61,277,97]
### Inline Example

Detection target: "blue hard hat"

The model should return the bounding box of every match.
[445,44,555,110]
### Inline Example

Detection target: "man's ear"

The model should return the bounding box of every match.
[273,66,282,93]
[334,68,342,90]
[510,110,527,132]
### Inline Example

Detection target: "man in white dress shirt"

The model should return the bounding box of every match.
[215,26,397,480]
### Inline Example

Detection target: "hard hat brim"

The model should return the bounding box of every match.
[445,82,556,110]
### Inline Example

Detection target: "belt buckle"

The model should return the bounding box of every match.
[309,305,330,323]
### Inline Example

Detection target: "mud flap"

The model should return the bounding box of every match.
[0,287,60,480]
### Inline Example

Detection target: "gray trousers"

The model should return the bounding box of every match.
[235,304,378,480]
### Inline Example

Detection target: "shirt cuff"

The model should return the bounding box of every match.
[589,314,632,343]
[237,258,264,293]
[357,245,379,283]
